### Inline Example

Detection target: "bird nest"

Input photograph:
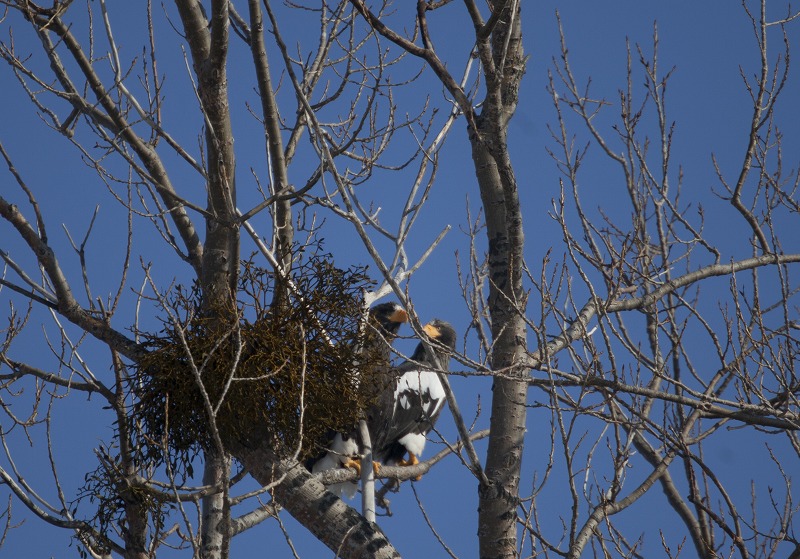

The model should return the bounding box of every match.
[133,257,387,468]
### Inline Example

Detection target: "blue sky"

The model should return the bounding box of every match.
[1,1,799,557]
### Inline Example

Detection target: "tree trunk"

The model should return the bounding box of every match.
[201,452,232,559]
[473,3,527,557]
[472,120,528,559]
[174,3,238,559]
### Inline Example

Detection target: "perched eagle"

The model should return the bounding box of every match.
[309,302,408,497]
[368,319,456,471]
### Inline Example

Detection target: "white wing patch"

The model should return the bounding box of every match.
[393,369,445,410]
[389,368,446,458]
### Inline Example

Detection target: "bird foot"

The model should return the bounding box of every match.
[397,453,419,467]
[398,453,423,481]
[341,457,361,475]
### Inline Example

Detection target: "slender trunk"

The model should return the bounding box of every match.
[202,451,232,559]
[472,122,528,559]
[114,353,150,559]
[174,3,238,559]
[471,2,527,555]
[247,0,294,303]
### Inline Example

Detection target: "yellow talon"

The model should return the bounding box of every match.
[341,457,361,475]
[398,453,423,481]
[397,453,419,468]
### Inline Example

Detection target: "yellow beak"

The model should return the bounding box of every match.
[423,322,439,339]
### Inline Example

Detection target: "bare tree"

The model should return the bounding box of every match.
[1,1,799,558]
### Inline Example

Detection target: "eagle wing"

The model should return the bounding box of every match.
[370,360,446,464]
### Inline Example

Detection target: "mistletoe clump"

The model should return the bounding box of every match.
[134,255,386,469]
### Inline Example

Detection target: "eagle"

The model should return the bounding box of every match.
[368,319,456,472]
[309,302,408,497]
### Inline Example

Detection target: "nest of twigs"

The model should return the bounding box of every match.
[134,256,387,466]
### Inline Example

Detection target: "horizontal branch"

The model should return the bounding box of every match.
[0,359,114,401]
[317,429,491,486]
[606,254,800,313]
[530,253,800,368]
[529,373,800,431]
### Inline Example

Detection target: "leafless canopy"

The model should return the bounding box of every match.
[0,1,799,558]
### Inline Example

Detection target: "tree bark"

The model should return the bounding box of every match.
[471,3,528,557]
[246,0,294,298]
[174,3,239,559]
[236,446,400,559]
[472,121,528,559]
[201,452,232,559]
